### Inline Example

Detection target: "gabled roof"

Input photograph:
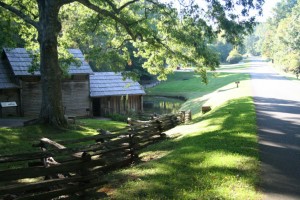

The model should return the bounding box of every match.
[90,72,145,97]
[3,48,93,76]
[0,58,19,89]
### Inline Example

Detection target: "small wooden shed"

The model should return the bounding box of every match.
[89,72,145,117]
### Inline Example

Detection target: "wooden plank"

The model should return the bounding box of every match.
[132,131,161,139]
[15,179,108,200]
[40,138,66,149]
[130,125,159,132]
[133,135,162,144]
[132,129,160,136]
[91,157,133,174]
[32,132,128,147]
[0,174,99,196]
[0,157,106,182]
[0,151,52,163]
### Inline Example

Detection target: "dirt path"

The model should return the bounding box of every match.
[0,118,28,128]
[250,58,300,200]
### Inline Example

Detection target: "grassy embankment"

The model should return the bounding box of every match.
[147,64,251,119]
[103,63,261,199]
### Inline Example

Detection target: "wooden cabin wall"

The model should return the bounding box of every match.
[95,95,143,117]
[98,96,121,116]
[0,89,20,117]
[21,76,90,117]
[21,78,42,117]
[128,95,142,112]
[62,77,90,117]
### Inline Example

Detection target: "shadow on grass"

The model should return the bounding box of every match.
[105,97,260,199]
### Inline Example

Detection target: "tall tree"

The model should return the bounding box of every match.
[0,0,264,128]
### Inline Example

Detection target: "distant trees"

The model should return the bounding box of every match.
[249,0,300,73]
[226,49,243,64]
[210,38,233,63]
[211,35,246,64]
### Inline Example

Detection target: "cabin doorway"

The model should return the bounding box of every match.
[92,98,101,116]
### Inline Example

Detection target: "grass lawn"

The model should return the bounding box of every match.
[147,63,251,119]
[102,63,261,199]
[0,119,126,155]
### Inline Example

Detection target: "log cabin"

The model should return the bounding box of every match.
[0,48,93,117]
[90,72,145,117]
[0,48,145,118]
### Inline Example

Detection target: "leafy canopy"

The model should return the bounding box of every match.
[252,0,300,72]
[0,0,264,81]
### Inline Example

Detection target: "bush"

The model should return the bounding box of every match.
[226,49,243,64]
[108,113,127,122]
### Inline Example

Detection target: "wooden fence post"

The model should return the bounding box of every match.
[187,110,192,121]
[180,111,185,123]
[128,127,138,163]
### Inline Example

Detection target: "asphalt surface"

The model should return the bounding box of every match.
[250,58,300,200]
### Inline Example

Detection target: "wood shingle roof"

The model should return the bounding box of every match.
[0,58,19,89]
[3,48,93,76]
[90,72,145,97]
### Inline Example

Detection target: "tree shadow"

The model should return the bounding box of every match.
[253,97,300,197]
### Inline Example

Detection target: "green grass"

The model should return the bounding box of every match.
[105,97,260,199]
[0,119,126,155]
[99,63,261,199]
[147,64,250,118]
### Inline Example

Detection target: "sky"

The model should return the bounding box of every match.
[258,0,282,21]
[161,0,282,22]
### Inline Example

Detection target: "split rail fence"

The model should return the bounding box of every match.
[0,112,190,200]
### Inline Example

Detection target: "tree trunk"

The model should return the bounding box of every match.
[37,0,67,128]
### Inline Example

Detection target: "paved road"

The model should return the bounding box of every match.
[250,58,300,200]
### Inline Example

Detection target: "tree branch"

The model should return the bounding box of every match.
[76,0,137,39]
[118,0,139,12]
[59,0,77,6]
[103,0,139,13]
[0,1,39,29]
[103,0,118,13]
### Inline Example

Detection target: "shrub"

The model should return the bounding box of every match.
[226,49,243,64]
[108,113,127,122]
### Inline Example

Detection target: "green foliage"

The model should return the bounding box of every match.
[210,40,233,62]
[108,113,128,122]
[244,31,260,56]
[226,49,243,64]
[250,0,300,73]
[272,0,298,25]
[0,9,24,48]
[0,0,264,82]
